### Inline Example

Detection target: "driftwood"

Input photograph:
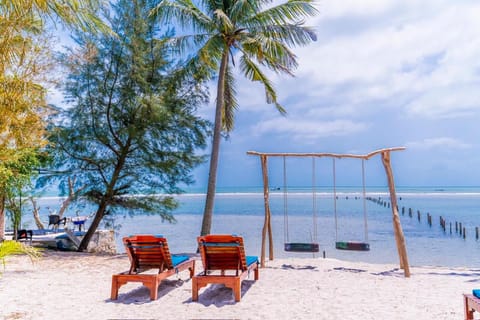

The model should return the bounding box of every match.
[30,197,45,230]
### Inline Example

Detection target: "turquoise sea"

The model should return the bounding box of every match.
[15,186,480,268]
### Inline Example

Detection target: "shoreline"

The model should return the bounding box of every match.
[0,251,476,319]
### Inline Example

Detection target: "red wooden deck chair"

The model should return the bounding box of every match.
[111,235,195,300]
[464,291,480,320]
[192,234,259,302]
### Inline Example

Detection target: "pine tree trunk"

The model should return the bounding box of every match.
[77,202,107,251]
[200,49,229,236]
[0,194,5,241]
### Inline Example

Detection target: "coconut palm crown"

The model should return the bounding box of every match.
[152,0,318,235]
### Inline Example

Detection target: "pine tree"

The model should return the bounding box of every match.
[47,0,210,251]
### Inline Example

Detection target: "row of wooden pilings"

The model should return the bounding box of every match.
[367,196,480,240]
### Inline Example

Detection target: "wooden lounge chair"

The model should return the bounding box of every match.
[192,234,259,302]
[111,235,195,300]
[464,293,480,320]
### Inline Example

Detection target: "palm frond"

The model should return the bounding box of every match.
[244,0,318,27]
[222,62,238,132]
[213,9,235,34]
[240,55,286,114]
[0,240,42,274]
[229,0,258,24]
[255,23,317,46]
[240,34,298,74]
[151,0,213,33]
[165,33,213,57]
[196,34,225,70]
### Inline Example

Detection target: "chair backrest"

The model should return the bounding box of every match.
[123,235,174,274]
[197,235,248,273]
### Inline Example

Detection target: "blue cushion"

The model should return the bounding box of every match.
[203,242,239,247]
[171,255,189,267]
[473,289,480,298]
[246,256,258,267]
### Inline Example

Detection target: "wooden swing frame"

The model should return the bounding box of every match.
[247,147,411,278]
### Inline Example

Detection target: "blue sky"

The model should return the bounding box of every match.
[190,0,480,189]
[50,0,480,190]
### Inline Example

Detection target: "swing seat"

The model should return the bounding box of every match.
[284,242,320,253]
[335,241,370,251]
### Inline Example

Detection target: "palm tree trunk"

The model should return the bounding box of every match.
[200,49,229,236]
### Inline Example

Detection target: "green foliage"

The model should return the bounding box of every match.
[45,0,210,250]
[0,240,41,275]
[152,0,318,235]
[152,0,318,131]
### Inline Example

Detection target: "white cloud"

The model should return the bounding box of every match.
[405,85,480,119]
[406,137,471,150]
[288,0,480,119]
[252,117,368,142]
[318,0,397,18]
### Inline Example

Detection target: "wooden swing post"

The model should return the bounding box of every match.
[381,151,410,277]
[260,155,273,268]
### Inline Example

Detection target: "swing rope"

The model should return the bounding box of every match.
[334,158,370,251]
[312,157,318,243]
[333,158,338,243]
[362,159,369,243]
[283,156,289,244]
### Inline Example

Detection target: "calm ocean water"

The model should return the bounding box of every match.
[15,186,480,268]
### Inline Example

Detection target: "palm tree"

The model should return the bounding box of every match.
[152,0,318,236]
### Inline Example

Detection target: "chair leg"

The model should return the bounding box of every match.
[111,276,119,300]
[192,278,199,301]
[233,279,241,302]
[465,295,474,320]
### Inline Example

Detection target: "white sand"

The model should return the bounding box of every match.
[0,251,477,320]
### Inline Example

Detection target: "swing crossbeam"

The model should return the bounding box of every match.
[285,242,320,253]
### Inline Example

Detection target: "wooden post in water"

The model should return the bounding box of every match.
[476,227,479,240]
[381,151,410,277]
[417,210,421,222]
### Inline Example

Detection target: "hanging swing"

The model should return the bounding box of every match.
[333,158,370,251]
[283,156,320,253]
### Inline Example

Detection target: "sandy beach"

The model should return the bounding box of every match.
[0,250,477,320]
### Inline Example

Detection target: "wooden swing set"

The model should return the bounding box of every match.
[247,147,411,278]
